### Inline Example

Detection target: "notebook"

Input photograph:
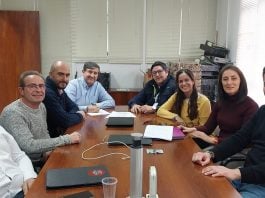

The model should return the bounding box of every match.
[106,117,134,127]
[46,165,110,189]
[108,134,152,146]
[172,127,185,140]
[143,125,185,141]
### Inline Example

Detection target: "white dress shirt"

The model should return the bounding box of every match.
[0,126,37,198]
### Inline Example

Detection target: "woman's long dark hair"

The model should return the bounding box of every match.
[217,65,248,104]
[174,69,198,120]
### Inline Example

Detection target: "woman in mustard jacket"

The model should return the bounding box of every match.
[157,68,211,127]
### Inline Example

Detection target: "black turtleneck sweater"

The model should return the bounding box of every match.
[212,105,265,184]
[196,96,258,142]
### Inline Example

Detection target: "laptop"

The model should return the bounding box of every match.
[46,165,110,189]
[108,134,152,146]
[106,117,134,127]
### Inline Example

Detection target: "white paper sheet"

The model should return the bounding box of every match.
[106,111,136,118]
[143,125,173,141]
[87,109,110,116]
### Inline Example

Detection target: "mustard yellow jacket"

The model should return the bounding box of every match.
[157,93,211,126]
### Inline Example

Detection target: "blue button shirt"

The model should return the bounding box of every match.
[65,77,115,110]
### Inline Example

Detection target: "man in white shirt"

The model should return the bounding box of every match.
[0,125,37,198]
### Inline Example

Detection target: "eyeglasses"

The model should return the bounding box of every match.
[152,70,164,76]
[24,83,46,90]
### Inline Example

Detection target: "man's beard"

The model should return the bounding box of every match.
[57,82,67,89]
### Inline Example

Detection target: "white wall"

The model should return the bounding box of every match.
[0,0,37,10]
[0,0,146,88]
[0,0,217,90]
[2,0,263,104]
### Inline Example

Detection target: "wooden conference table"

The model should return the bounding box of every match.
[26,106,240,198]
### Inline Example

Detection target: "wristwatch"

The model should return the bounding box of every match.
[205,151,215,159]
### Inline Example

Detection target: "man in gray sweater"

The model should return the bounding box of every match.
[0,71,81,165]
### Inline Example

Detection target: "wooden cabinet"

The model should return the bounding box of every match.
[109,88,141,105]
[0,11,40,111]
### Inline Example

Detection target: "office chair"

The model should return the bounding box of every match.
[200,127,248,168]
[201,146,247,168]
[220,148,249,168]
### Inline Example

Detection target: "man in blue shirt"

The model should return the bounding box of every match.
[65,62,115,113]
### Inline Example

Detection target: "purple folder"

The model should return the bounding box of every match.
[172,127,185,140]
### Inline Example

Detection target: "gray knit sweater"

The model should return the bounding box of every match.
[0,99,71,160]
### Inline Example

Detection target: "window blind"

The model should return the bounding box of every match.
[5,0,218,67]
[181,0,217,59]
[38,0,72,74]
[108,0,143,63]
[146,0,181,63]
[70,0,107,62]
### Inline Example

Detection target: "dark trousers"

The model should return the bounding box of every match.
[14,191,24,198]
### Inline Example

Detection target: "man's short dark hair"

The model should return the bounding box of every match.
[150,61,168,71]
[19,70,44,87]
[83,62,100,72]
